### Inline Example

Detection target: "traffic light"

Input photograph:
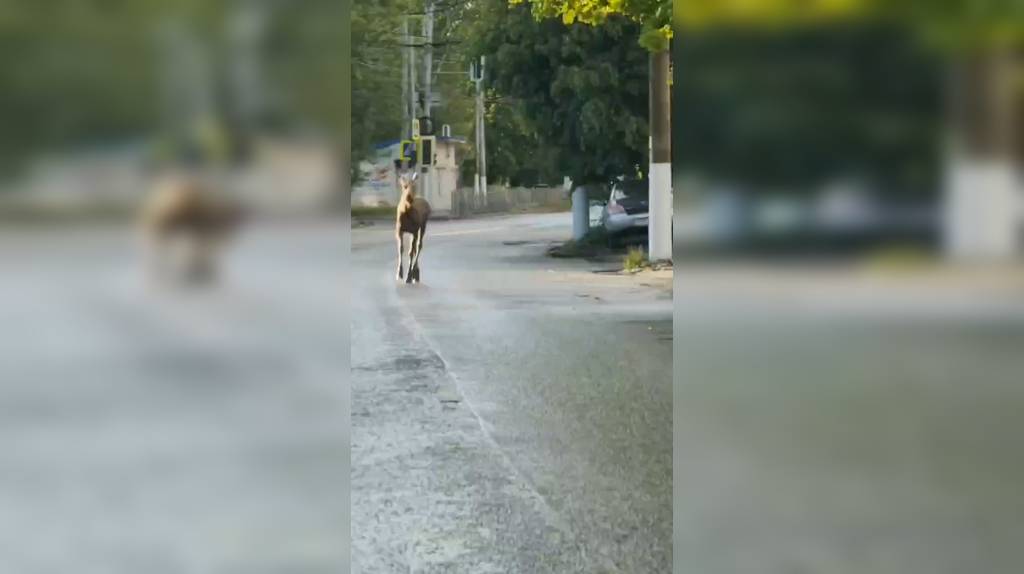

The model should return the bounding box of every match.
[397,139,416,169]
[417,136,435,167]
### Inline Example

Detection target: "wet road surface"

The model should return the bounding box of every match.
[351,213,673,573]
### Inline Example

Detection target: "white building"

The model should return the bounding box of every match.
[353,135,467,217]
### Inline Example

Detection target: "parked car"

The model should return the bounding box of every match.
[589,199,606,227]
[601,179,649,242]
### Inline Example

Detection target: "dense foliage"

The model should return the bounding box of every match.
[511,0,671,51]
[469,1,650,185]
[0,1,348,179]
[676,24,944,196]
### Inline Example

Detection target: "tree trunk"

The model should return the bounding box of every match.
[648,49,672,261]
[943,46,1023,260]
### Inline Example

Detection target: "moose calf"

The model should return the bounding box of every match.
[395,171,431,284]
[139,175,243,286]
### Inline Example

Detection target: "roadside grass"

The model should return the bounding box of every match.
[623,245,648,272]
[862,244,939,273]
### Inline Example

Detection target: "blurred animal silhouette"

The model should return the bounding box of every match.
[140,176,243,286]
[395,171,431,284]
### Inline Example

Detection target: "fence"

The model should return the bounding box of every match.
[452,185,569,218]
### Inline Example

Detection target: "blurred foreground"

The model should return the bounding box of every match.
[673,7,1024,572]
[0,1,351,570]
[0,218,350,572]
[673,257,1024,573]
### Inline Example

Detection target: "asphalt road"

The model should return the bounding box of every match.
[351,212,673,573]
[0,212,673,574]
[9,211,1013,574]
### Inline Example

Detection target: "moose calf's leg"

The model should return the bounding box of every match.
[405,231,419,284]
[395,231,405,281]
[410,227,425,284]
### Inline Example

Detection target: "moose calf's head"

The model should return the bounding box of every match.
[399,171,419,204]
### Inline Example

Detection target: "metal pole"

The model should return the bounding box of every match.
[479,56,487,205]
[470,59,482,208]
[476,74,482,205]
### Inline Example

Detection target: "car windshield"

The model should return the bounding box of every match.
[612,180,648,200]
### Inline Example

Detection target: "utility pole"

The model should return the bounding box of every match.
[470,56,487,207]
[479,56,487,206]
[479,54,487,205]
[401,17,409,142]
[648,49,672,262]
[157,19,214,165]
[408,16,417,126]
[422,2,434,119]
[944,47,1023,260]
[228,0,268,133]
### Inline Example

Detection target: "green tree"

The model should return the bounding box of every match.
[676,23,943,196]
[675,0,1024,168]
[351,0,409,166]
[0,1,350,179]
[467,1,649,185]
[675,0,1024,48]
[510,0,671,51]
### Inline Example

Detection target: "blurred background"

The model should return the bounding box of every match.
[0,0,349,217]
[0,1,351,572]
[673,2,1024,573]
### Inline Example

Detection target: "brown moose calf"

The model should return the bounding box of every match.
[395,171,431,284]
[139,176,243,286]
